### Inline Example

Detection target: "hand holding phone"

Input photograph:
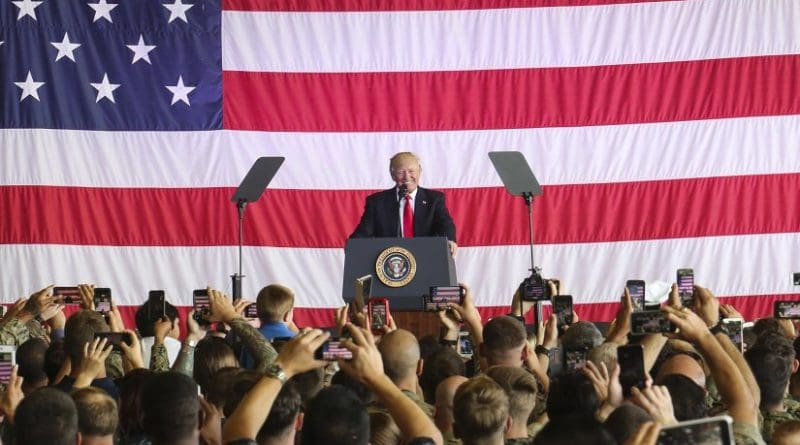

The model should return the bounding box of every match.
[94,332,133,351]
[53,286,82,305]
[626,280,646,312]
[0,346,16,385]
[677,268,694,307]
[425,286,464,312]
[618,344,646,397]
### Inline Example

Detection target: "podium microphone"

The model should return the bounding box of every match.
[398,183,408,201]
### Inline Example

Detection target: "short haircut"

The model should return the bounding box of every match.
[655,374,707,420]
[604,404,652,444]
[560,321,604,350]
[745,332,796,408]
[378,329,421,382]
[141,372,200,444]
[331,369,375,405]
[302,385,370,445]
[453,375,510,441]
[546,372,599,421]
[205,367,243,410]
[370,411,401,445]
[752,318,788,338]
[772,420,800,445]
[419,346,465,404]
[256,284,295,322]
[289,367,325,409]
[193,337,237,395]
[71,386,119,436]
[418,335,442,361]
[588,342,618,373]
[389,152,421,171]
[135,300,179,337]
[533,416,616,445]
[64,310,109,367]
[116,368,152,439]
[224,371,302,440]
[15,388,79,445]
[485,366,538,422]
[17,337,48,386]
[482,316,526,360]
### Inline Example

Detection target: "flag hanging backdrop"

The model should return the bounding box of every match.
[2,0,800,328]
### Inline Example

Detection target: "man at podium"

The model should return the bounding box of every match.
[350,152,458,256]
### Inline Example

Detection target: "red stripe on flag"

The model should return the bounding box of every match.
[222,0,677,12]
[1,174,798,247]
[57,293,799,339]
[223,55,800,132]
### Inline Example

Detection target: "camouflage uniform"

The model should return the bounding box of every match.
[761,409,800,443]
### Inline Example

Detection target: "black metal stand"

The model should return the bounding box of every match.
[231,199,247,301]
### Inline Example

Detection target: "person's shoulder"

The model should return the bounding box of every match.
[417,186,446,200]
[366,188,396,201]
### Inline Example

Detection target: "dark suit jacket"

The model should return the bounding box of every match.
[350,187,456,242]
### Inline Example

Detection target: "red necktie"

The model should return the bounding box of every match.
[403,194,414,237]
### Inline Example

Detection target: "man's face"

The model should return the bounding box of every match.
[391,157,421,193]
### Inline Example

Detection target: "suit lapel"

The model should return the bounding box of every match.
[384,188,400,236]
[414,187,428,231]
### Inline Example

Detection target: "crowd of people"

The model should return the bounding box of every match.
[0,279,798,445]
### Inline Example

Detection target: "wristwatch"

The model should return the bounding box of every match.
[185,338,198,348]
[535,345,551,356]
[265,363,288,384]
[709,321,728,336]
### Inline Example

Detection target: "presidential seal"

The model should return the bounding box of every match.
[375,246,417,288]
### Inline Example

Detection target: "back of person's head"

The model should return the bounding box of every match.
[604,404,653,444]
[71,387,119,439]
[224,370,303,442]
[116,368,152,439]
[546,371,599,421]
[17,337,49,390]
[256,284,295,323]
[134,299,179,337]
[655,352,707,388]
[370,411,402,445]
[64,310,109,367]
[141,372,199,444]
[419,346,465,404]
[205,366,242,410]
[378,329,421,383]
[560,321,604,350]
[193,337,238,394]
[418,335,441,361]
[289,367,325,409]
[655,373,707,420]
[753,318,788,338]
[15,387,79,445]
[481,316,526,365]
[533,416,616,445]
[772,420,800,445]
[452,375,510,443]
[223,370,264,417]
[745,332,796,408]
[331,369,375,405]
[302,385,369,445]
[45,339,67,384]
[485,365,538,424]
[434,375,468,428]
[588,342,618,373]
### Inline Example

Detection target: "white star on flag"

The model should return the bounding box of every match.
[51,32,82,62]
[12,0,43,21]
[165,76,196,106]
[14,71,45,102]
[88,0,118,23]
[163,0,193,23]
[90,73,121,103]
[126,35,156,65]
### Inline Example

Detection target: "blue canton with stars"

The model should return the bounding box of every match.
[0,0,221,130]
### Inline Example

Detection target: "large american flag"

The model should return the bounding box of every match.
[1,0,799,328]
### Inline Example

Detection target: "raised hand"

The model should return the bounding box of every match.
[73,338,113,388]
[0,366,24,423]
[118,329,145,370]
[630,385,677,426]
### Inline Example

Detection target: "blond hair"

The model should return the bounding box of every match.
[256,284,295,322]
[453,375,509,441]
[485,365,538,422]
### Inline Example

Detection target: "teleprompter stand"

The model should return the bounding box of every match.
[230,157,284,301]
[488,151,544,325]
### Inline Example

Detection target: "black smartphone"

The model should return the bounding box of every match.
[626,280,646,312]
[547,346,564,376]
[147,290,166,321]
[520,273,549,301]
[458,331,473,359]
[658,415,734,445]
[722,318,744,353]
[368,298,389,333]
[794,272,800,286]
[53,286,82,305]
[425,286,464,312]
[553,295,573,330]
[774,301,800,319]
[0,346,16,385]
[193,289,211,324]
[94,332,133,351]
[677,268,694,307]
[564,347,588,372]
[93,288,112,313]
[618,344,646,397]
[314,339,353,361]
[244,303,258,318]
[630,310,676,335]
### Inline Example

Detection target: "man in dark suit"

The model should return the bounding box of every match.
[350,152,457,256]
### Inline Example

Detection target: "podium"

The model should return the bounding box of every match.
[342,237,457,310]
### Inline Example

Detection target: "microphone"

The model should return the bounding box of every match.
[398,183,408,200]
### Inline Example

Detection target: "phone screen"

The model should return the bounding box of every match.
[565,348,588,371]
[53,286,82,305]
[458,331,473,358]
[0,350,14,385]
[775,301,800,319]
[553,295,573,329]
[626,280,646,311]
[618,345,645,397]
[193,289,210,323]
[244,303,258,318]
[426,286,462,311]
[659,416,733,445]
[315,340,353,361]
[94,288,112,313]
[94,332,132,350]
[630,310,675,335]
[370,301,388,330]
[722,318,743,352]
[677,269,694,306]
